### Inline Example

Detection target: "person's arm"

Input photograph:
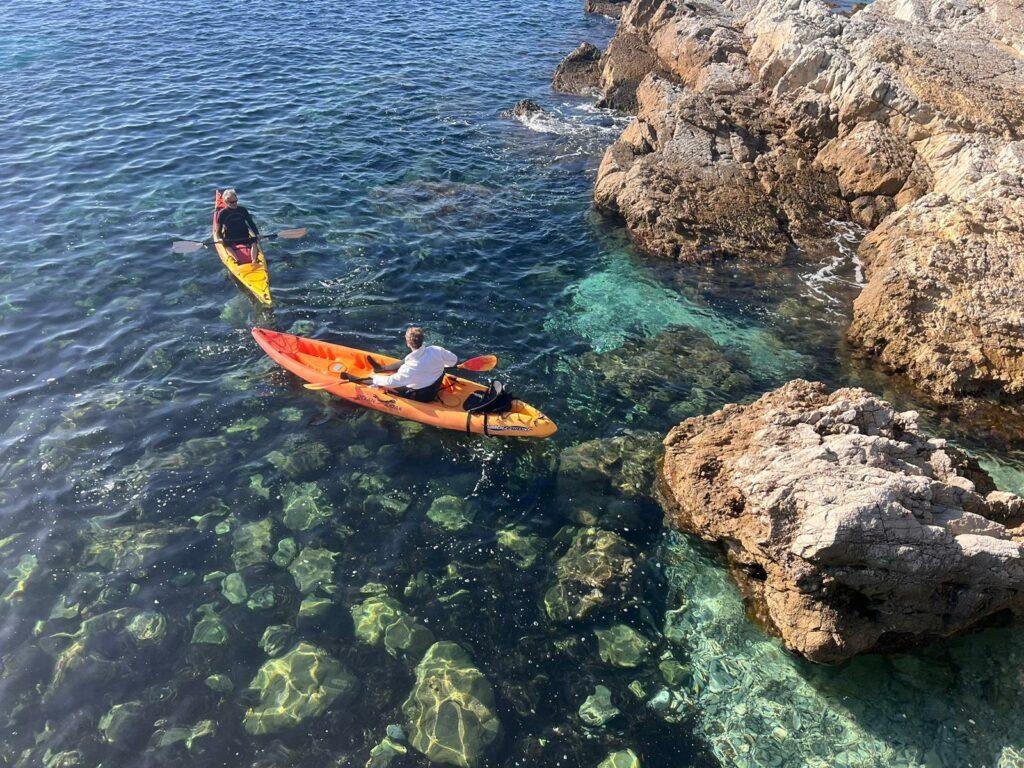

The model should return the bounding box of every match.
[243,209,260,236]
[215,209,226,241]
[367,355,402,373]
[440,349,458,368]
[370,361,417,388]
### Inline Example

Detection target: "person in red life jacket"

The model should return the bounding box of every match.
[340,326,457,403]
[216,188,260,264]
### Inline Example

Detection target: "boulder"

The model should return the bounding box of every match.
[500,99,544,121]
[661,379,1024,662]
[402,642,501,767]
[583,0,1024,400]
[351,594,435,660]
[544,527,641,624]
[552,43,603,95]
[243,642,358,735]
[585,0,629,18]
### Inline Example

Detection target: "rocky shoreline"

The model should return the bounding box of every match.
[553,0,1024,663]
[559,0,1024,404]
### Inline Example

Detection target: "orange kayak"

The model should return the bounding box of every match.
[252,328,557,438]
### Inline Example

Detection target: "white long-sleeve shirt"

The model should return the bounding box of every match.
[371,345,458,389]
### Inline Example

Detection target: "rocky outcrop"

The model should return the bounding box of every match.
[579,0,1024,401]
[660,379,1024,663]
[586,0,629,18]
[552,43,603,95]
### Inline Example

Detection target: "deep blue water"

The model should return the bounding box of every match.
[2,1,1024,767]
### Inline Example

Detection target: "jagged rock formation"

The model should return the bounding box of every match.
[660,379,1024,662]
[586,0,630,18]
[552,43,603,95]
[573,0,1024,401]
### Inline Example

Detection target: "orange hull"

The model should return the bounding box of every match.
[252,328,557,438]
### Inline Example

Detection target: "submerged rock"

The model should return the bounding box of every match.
[205,673,233,693]
[598,749,641,768]
[272,537,297,568]
[81,523,187,576]
[231,517,274,571]
[427,495,474,532]
[351,594,434,660]
[558,431,662,532]
[191,605,229,646]
[367,736,408,768]
[288,547,337,594]
[496,525,545,568]
[403,642,501,768]
[98,700,144,745]
[126,611,167,645]
[595,624,653,668]
[544,527,640,624]
[221,572,248,604]
[259,624,295,657]
[579,684,620,727]
[243,642,358,735]
[266,438,329,477]
[279,482,333,531]
[552,42,602,95]
[153,718,216,753]
[662,379,1024,662]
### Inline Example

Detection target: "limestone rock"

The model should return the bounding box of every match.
[661,379,1024,662]
[402,642,501,767]
[599,749,641,768]
[552,42,603,95]
[584,0,1024,400]
[586,0,629,18]
[500,99,543,121]
[288,547,336,594]
[231,517,273,571]
[243,642,358,735]
[544,527,640,624]
[427,495,474,532]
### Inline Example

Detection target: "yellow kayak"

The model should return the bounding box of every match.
[252,328,558,438]
[213,190,271,306]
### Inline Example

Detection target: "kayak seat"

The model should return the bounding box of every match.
[463,380,514,414]
[232,244,254,265]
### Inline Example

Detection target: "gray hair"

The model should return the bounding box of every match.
[222,188,238,202]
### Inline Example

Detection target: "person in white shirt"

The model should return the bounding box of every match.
[341,326,457,403]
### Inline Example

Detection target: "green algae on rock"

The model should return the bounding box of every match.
[243,642,358,735]
[595,625,654,668]
[544,527,640,624]
[2,553,39,604]
[298,595,333,619]
[351,594,434,660]
[231,517,274,571]
[279,482,333,531]
[288,547,337,594]
[579,684,620,727]
[403,641,501,767]
[225,415,269,439]
[426,495,474,532]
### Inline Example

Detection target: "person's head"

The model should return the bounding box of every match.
[222,188,238,208]
[405,326,425,351]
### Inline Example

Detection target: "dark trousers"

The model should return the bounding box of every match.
[390,374,445,403]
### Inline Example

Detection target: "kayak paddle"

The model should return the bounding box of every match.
[171,228,308,254]
[301,355,499,391]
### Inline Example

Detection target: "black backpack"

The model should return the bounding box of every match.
[463,380,515,415]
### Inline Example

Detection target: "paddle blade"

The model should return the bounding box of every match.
[277,228,308,239]
[459,355,498,372]
[171,240,205,254]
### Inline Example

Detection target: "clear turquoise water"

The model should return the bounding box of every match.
[2,1,1024,767]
